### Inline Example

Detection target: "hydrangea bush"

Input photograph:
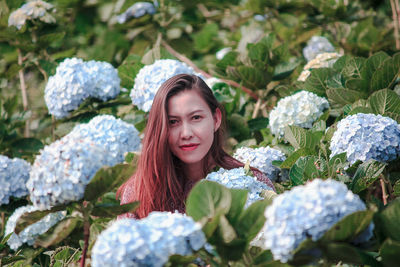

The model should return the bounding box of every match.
[130,59,197,112]
[45,58,120,118]
[8,0,55,30]
[297,52,342,82]
[330,113,400,164]
[269,90,329,137]
[91,212,206,267]
[302,36,336,62]
[233,146,287,182]
[259,179,373,263]
[117,1,158,23]
[5,205,66,250]
[0,155,31,206]
[205,167,274,207]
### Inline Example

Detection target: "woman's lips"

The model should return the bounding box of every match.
[179,144,199,151]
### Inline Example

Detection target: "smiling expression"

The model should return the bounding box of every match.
[167,90,221,166]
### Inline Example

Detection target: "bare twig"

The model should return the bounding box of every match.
[17,48,30,137]
[380,175,388,206]
[80,220,90,267]
[390,0,400,49]
[252,98,262,118]
[161,40,259,100]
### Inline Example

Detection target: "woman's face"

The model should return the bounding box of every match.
[167,90,221,166]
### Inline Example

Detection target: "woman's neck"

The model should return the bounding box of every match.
[182,161,205,182]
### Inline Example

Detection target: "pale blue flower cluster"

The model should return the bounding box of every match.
[0,155,31,205]
[269,91,329,137]
[5,205,65,250]
[92,212,206,267]
[117,1,158,23]
[45,58,120,118]
[330,113,400,164]
[68,115,141,166]
[205,167,274,207]
[303,36,335,62]
[8,0,55,30]
[233,146,286,182]
[260,179,373,263]
[130,59,197,112]
[27,115,140,210]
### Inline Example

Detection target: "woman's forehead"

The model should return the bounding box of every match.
[167,90,210,116]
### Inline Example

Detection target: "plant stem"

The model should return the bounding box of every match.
[17,48,30,137]
[161,40,259,100]
[390,0,400,49]
[80,216,90,267]
[380,175,388,206]
[252,97,262,118]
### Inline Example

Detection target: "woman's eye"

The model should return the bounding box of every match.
[192,115,201,120]
[169,119,178,125]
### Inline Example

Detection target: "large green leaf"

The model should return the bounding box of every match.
[369,89,400,115]
[326,88,364,105]
[15,206,67,234]
[118,54,144,89]
[217,215,237,243]
[193,23,219,53]
[370,57,400,92]
[289,156,321,185]
[84,163,136,201]
[248,117,269,132]
[10,137,43,155]
[280,148,316,169]
[284,125,320,150]
[350,160,386,193]
[236,200,271,241]
[91,202,139,217]
[377,199,400,242]
[34,217,81,248]
[345,78,369,93]
[361,51,390,82]
[226,189,248,225]
[320,210,374,243]
[303,68,336,96]
[321,243,381,266]
[380,238,400,267]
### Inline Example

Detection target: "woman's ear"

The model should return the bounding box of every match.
[214,108,222,132]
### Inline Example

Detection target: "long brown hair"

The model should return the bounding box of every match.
[117,74,268,218]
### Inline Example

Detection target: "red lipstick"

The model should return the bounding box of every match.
[179,144,199,151]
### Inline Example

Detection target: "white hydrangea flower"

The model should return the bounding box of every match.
[27,137,108,210]
[330,113,400,164]
[45,58,121,118]
[259,179,373,263]
[216,47,232,60]
[5,205,65,250]
[0,155,31,205]
[303,36,335,62]
[8,0,55,30]
[117,1,157,24]
[205,167,274,207]
[92,212,206,267]
[233,146,286,182]
[269,90,329,137]
[130,59,197,112]
[297,52,341,82]
[68,115,141,166]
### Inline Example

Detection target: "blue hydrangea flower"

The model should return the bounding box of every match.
[205,167,274,207]
[269,91,329,137]
[68,115,141,166]
[45,58,121,118]
[130,59,197,112]
[0,155,31,205]
[259,179,373,263]
[5,205,65,250]
[117,1,158,23]
[233,146,287,182]
[27,137,108,210]
[303,36,335,62]
[330,113,400,164]
[8,0,55,30]
[92,212,206,267]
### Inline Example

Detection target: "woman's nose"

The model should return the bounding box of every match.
[181,122,193,139]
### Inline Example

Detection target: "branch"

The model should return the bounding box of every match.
[390,0,400,49]
[161,40,259,100]
[380,175,388,206]
[17,48,30,137]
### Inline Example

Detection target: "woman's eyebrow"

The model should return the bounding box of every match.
[168,109,205,117]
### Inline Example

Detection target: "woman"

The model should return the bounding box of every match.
[117,74,274,219]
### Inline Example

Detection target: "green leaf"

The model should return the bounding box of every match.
[322,243,381,266]
[248,117,269,132]
[371,57,400,92]
[289,238,318,266]
[361,51,390,82]
[118,54,145,89]
[284,125,320,150]
[345,78,369,93]
[84,163,136,201]
[35,217,81,248]
[54,247,73,261]
[303,68,337,96]
[236,200,270,241]
[15,206,66,234]
[393,180,400,197]
[226,189,248,225]
[380,238,400,267]
[273,60,299,80]
[280,148,316,169]
[11,138,44,154]
[50,48,76,60]
[0,256,26,265]
[91,202,139,217]
[289,156,321,185]
[377,198,400,241]
[218,215,237,243]
[369,89,400,115]
[193,23,219,53]
[326,88,365,105]
[351,160,386,193]
[320,210,374,243]
[39,32,66,45]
